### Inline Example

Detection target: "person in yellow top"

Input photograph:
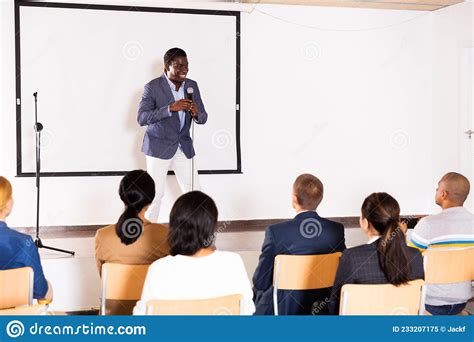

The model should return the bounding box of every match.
[95,170,169,315]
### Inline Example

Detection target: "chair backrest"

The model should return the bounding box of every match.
[423,248,474,284]
[101,263,149,315]
[272,253,341,315]
[273,253,342,290]
[146,294,242,315]
[0,304,47,316]
[340,279,425,315]
[0,267,34,309]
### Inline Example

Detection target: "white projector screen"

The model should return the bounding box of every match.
[16,3,241,176]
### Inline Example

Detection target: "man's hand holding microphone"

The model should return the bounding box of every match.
[169,87,198,117]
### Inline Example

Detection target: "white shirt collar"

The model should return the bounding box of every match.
[367,235,381,244]
[164,73,184,92]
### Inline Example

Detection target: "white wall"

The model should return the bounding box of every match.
[432,2,473,210]
[0,0,472,228]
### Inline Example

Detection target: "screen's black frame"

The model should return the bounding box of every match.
[15,0,242,177]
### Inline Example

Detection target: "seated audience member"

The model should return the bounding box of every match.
[328,192,424,315]
[0,176,53,302]
[133,191,255,315]
[410,172,474,315]
[95,170,169,315]
[253,174,346,315]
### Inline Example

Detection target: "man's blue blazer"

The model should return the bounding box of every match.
[252,211,346,315]
[138,74,208,159]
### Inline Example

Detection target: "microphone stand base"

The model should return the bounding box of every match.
[35,238,75,256]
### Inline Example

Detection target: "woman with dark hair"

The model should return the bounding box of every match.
[95,170,169,314]
[328,192,424,314]
[133,191,255,315]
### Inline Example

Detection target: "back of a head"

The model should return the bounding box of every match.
[0,176,12,214]
[361,192,411,286]
[164,47,187,66]
[293,173,324,211]
[440,172,470,206]
[168,191,218,256]
[116,170,155,245]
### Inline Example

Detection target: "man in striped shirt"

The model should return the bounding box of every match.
[410,172,473,315]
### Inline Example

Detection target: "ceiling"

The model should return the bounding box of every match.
[240,0,464,11]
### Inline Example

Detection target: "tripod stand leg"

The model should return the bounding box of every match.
[35,238,75,256]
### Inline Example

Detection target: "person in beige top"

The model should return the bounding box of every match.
[95,170,169,314]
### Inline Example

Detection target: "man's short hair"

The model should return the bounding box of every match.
[293,174,324,211]
[441,172,470,205]
[164,48,187,66]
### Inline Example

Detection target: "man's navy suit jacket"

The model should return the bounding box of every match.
[137,74,208,160]
[252,211,346,315]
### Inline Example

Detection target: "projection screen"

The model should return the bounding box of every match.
[16,2,241,176]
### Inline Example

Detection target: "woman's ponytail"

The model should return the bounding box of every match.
[116,206,143,245]
[378,219,410,285]
[361,193,411,286]
[115,170,155,245]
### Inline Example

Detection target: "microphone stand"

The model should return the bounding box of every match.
[191,118,195,191]
[186,88,195,191]
[33,92,75,256]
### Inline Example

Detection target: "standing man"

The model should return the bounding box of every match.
[138,48,208,222]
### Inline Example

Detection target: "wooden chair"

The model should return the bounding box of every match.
[423,248,474,315]
[423,248,474,284]
[0,267,34,309]
[101,263,149,315]
[146,294,242,315]
[0,304,47,316]
[339,279,425,315]
[272,252,342,315]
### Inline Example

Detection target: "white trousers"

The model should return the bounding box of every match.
[145,149,200,223]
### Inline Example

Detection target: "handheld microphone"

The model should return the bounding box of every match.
[186,87,194,117]
[186,87,193,101]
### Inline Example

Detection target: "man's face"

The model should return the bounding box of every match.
[166,56,189,83]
